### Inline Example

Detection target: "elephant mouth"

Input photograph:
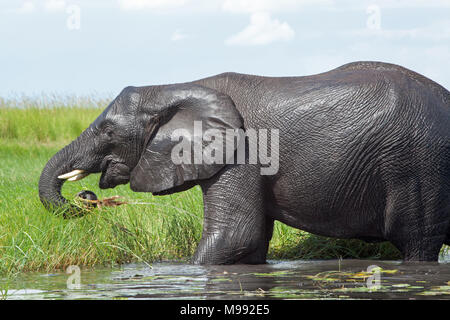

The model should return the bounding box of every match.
[99,159,131,189]
[58,159,131,190]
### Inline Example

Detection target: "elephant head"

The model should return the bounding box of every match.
[38,84,243,217]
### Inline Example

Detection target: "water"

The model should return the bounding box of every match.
[3,258,449,300]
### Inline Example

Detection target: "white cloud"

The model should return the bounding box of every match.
[17,1,35,14]
[118,0,188,10]
[222,0,332,13]
[171,29,189,41]
[44,0,66,12]
[117,0,332,12]
[14,0,68,14]
[225,12,294,46]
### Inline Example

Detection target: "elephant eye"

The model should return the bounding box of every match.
[104,129,114,138]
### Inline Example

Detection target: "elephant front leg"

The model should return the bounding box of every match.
[192,165,273,265]
[192,217,274,264]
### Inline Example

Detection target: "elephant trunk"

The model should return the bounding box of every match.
[38,140,87,218]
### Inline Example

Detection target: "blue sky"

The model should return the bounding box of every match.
[1,0,449,98]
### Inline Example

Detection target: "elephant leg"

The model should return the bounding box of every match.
[236,218,274,264]
[384,177,450,261]
[192,164,272,264]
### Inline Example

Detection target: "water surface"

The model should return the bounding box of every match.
[3,258,450,300]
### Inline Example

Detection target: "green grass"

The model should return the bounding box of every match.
[0,96,447,279]
[0,95,108,143]
[0,139,204,276]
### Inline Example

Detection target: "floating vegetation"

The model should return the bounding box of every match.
[306,268,399,284]
[251,270,296,277]
[417,286,450,296]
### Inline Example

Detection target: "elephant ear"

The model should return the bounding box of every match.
[130,85,243,193]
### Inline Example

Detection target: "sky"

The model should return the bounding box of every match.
[0,0,449,98]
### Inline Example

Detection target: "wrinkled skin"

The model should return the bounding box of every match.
[39,61,450,263]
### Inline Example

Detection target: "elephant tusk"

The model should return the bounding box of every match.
[58,169,88,181]
[67,172,90,182]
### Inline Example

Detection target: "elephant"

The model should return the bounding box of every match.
[39,61,450,264]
